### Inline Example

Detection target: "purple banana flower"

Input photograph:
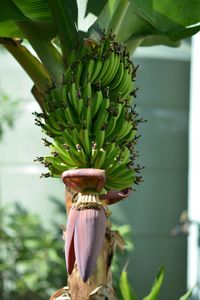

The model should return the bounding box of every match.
[65,205,106,282]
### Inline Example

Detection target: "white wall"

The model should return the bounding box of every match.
[0,52,64,225]
[188,32,200,294]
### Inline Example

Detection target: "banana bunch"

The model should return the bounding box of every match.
[35,33,143,191]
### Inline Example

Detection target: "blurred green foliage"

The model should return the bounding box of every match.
[0,203,66,300]
[0,201,133,299]
[0,91,20,140]
[111,222,134,293]
[0,201,193,299]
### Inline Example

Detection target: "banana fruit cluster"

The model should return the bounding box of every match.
[35,33,142,191]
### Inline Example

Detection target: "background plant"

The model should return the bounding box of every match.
[0,202,133,299]
[0,91,20,140]
[0,203,66,300]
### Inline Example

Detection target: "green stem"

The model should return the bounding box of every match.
[107,0,130,36]
[126,36,144,54]
[31,85,47,113]
[0,38,51,109]
[16,21,65,83]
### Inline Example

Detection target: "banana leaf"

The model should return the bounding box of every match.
[1,0,200,47]
[88,0,200,47]
[0,0,56,39]
[142,266,164,300]
[179,287,195,300]
[119,270,138,300]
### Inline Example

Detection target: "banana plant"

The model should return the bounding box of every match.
[0,0,200,299]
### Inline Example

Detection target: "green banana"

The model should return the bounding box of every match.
[116,121,133,142]
[46,113,60,131]
[106,53,121,86]
[81,102,92,130]
[123,129,136,141]
[43,155,63,166]
[64,107,77,127]
[62,85,71,107]
[105,115,117,138]
[103,52,121,86]
[109,62,124,90]
[69,82,79,114]
[75,60,83,87]
[50,142,77,167]
[80,128,91,156]
[103,145,120,169]
[46,150,75,168]
[44,124,61,137]
[82,82,92,102]
[106,164,131,177]
[51,88,63,106]
[101,51,115,85]
[94,148,106,169]
[107,106,126,140]
[91,90,103,117]
[63,129,77,150]
[91,145,98,164]
[67,147,83,167]
[120,75,133,100]
[106,171,135,189]
[93,110,109,133]
[76,145,89,165]
[111,67,130,99]
[120,147,130,165]
[95,129,105,148]
[63,67,72,83]
[71,127,82,145]
[54,108,68,128]
[94,57,110,83]
[90,59,103,83]
[104,142,115,158]
[81,58,95,85]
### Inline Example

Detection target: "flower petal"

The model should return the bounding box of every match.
[74,208,106,282]
[65,205,79,274]
[100,188,130,205]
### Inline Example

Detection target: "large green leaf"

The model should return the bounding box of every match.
[0,0,25,22]
[124,0,200,46]
[0,20,23,37]
[85,0,108,17]
[48,0,79,62]
[14,0,51,21]
[89,0,119,34]
[0,0,51,22]
[119,271,138,300]
[0,0,56,39]
[89,0,200,49]
[143,266,164,300]
[130,0,200,29]
[127,0,200,39]
[153,0,200,27]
